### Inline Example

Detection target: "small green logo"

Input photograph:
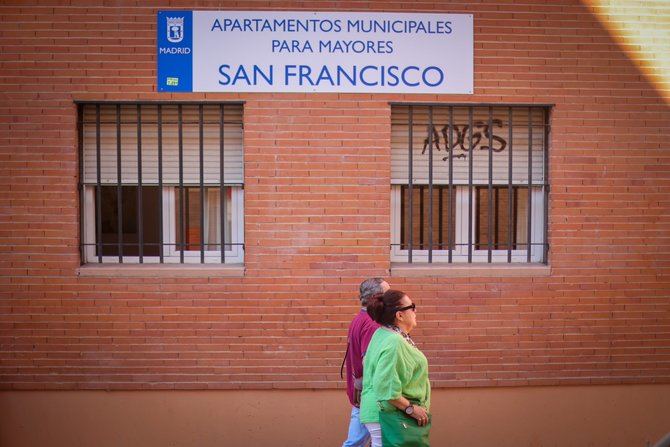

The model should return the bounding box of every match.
[166,77,179,86]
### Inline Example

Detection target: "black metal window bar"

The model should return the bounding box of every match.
[391,103,550,264]
[77,102,244,264]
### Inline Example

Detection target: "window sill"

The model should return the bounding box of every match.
[391,263,550,278]
[77,264,245,278]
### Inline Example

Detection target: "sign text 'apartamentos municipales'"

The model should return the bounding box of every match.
[157,11,473,94]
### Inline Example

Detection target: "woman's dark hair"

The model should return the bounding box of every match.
[367,289,407,325]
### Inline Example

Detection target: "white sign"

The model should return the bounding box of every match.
[158,11,473,94]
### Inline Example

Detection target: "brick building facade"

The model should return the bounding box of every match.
[1,1,669,446]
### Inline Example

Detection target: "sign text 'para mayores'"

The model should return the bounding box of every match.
[157,11,473,94]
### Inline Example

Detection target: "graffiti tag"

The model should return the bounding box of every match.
[421,120,507,161]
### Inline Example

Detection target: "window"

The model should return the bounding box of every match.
[391,104,549,263]
[78,103,244,264]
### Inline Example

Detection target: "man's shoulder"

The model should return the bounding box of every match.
[351,308,374,322]
[347,310,367,334]
[351,311,379,330]
[349,309,366,325]
[362,313,380,330]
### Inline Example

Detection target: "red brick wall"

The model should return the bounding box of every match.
[1,1,669,390]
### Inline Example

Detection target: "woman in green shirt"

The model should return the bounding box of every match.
[360,289,431,447]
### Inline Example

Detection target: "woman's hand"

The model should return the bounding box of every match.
[388,398,430,426]
[410,405,429,426]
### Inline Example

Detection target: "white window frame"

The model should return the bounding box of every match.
[390,185,544,263]
[83,185,244,264]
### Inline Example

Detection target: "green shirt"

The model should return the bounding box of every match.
[359,327,431,424]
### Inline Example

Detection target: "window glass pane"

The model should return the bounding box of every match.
[475,186,528,250]
[400,185,455,250]
[95,186,161,257]
[175,186,232,251]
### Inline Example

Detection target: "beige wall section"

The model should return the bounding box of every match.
[1,385,669,447]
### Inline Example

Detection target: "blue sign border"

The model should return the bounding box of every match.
[157,10,193,92]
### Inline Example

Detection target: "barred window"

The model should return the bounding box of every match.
[391,104,549,263]
[78,102,244,264]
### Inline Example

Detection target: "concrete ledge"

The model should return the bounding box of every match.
[76,264,245,277]
[1,385,669,447]
[391,263,551,277]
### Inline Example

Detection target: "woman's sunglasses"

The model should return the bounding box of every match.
[395,303,416,312]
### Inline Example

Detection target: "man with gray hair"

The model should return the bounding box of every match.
[342,278,390,447]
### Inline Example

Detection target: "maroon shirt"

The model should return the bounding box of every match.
[345,309,380,406]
